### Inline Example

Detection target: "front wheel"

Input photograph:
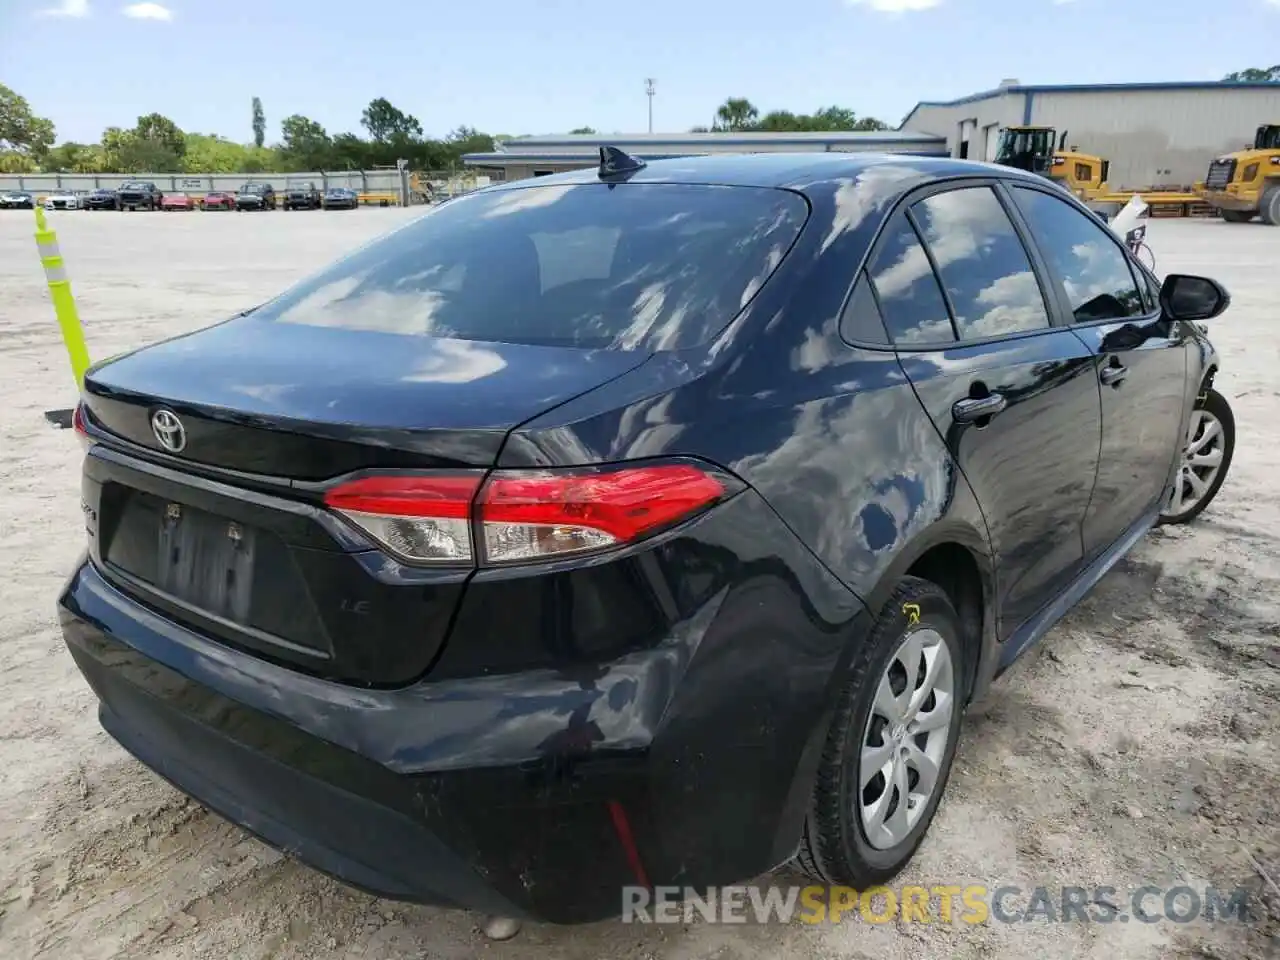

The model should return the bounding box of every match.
[794,577,964,887]
[1261,186,1280,226]
[1221,210,1254,224]
[1159,386,1235,525]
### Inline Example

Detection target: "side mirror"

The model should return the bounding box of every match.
[1160,274,1230,322]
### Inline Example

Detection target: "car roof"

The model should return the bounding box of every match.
[483,151,1046,200]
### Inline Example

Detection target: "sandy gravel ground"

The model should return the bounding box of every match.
[0,208,1276,960]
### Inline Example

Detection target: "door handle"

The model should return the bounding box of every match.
[1100,363,1128,387]
[952,393,1007,423]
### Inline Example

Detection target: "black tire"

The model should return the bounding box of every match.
[1260,186,1280,226]
[1158,386,1235,525]
[794,576,965,887]
[1221,209,1254,224]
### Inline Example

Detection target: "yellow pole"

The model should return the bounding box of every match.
[34,206,92,390]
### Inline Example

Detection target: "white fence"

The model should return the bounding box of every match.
[0,169,411,202]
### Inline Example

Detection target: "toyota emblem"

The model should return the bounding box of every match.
[150,409,187,453]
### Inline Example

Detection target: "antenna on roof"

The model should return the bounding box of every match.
[598,145,647,180]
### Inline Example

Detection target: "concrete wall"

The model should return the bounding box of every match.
[0,169,405,196]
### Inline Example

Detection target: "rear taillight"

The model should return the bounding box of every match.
[322,473,482,564]
[72,402,96,452]
[322,462,734,566]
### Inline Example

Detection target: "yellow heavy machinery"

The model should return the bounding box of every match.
[1195,124,1280,224]
[993,126,1110,201]
[993,125,1205,217]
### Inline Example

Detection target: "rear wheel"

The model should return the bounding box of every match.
[794,577,964,886]
[1159,386,1235,525]
[1221,209,1254,223]
[1261,186,1280,226]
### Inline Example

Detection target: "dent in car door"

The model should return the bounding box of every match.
[877,184,1103,638]
[1007,185,1189,558]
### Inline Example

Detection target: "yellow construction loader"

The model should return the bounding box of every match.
[993,126,1110,202]
[1195,124,1280,224]
[994,125,1203,218]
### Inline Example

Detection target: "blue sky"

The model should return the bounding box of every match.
[3,0,1279,145]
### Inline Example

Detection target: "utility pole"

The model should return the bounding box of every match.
[645,78,656,133]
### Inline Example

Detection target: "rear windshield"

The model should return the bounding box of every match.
[249,182,809,350]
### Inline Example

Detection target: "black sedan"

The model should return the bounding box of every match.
[322,186,358,210]
[84,188,119,210]
[235,182,276,210]
[0,191,35,209]
[59,150,1235,927]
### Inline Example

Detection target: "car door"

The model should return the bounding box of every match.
[878,181,1103,637]
[1006,184,1189,559]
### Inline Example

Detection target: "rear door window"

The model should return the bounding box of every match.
[1009,186,1147,323]
[253,182,808,351]
[910,186,1052,340]
[865,215,956,346]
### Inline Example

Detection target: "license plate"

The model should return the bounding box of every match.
[154,502,257,622]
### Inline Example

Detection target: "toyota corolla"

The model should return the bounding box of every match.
[59,149,1235,925]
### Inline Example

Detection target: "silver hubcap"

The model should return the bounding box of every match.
[1166,408,1225,518]
[858,627,955,850]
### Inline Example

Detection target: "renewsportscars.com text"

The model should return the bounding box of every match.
[621,884,1257,925]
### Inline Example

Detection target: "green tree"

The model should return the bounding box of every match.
[251,96,266,148]
[100,127,134,172]
[280,114,333,170]
[361,97,423,144]
[440,125,495,166]
[41,141,106,173]
[118,138,181,173]
[569,126,597,134]
[182,133,251,173]
[0,152,40,173]
[133,112,186,158]
[1223,65,1280,82]
[0,83,56,155]
[714,98,759,131]
[756,110,804,132]
[240,145,279,174]
[330,133,371,170]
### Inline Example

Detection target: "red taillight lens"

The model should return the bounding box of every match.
[322,463,730,566]
[323,473,482,564]
[479,465,727,564]
[72,402,95,452]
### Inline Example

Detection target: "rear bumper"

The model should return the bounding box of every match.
[62,561,640,921]
[58,486,868,922]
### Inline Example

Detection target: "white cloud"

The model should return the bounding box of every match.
[36,0,89,17]
[122,2,172,19]
[844,0,941,10]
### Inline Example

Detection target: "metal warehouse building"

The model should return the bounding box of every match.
[462,130,948,180]
[902,80,1280,190]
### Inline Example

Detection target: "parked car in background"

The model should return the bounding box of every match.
[161,193,196,212]
[0,191,35,209]
[202,191,236,211]
[321,186,359,210]
[117,181,163,211]
[58,152,1235,926]
[236,182,277,211]
[43,190,81,211]
[284,181,322,210]
[84,188,119,210]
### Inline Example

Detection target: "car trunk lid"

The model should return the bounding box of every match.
[83,316,650,477]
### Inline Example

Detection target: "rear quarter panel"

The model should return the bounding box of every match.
[507,164,995,614]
